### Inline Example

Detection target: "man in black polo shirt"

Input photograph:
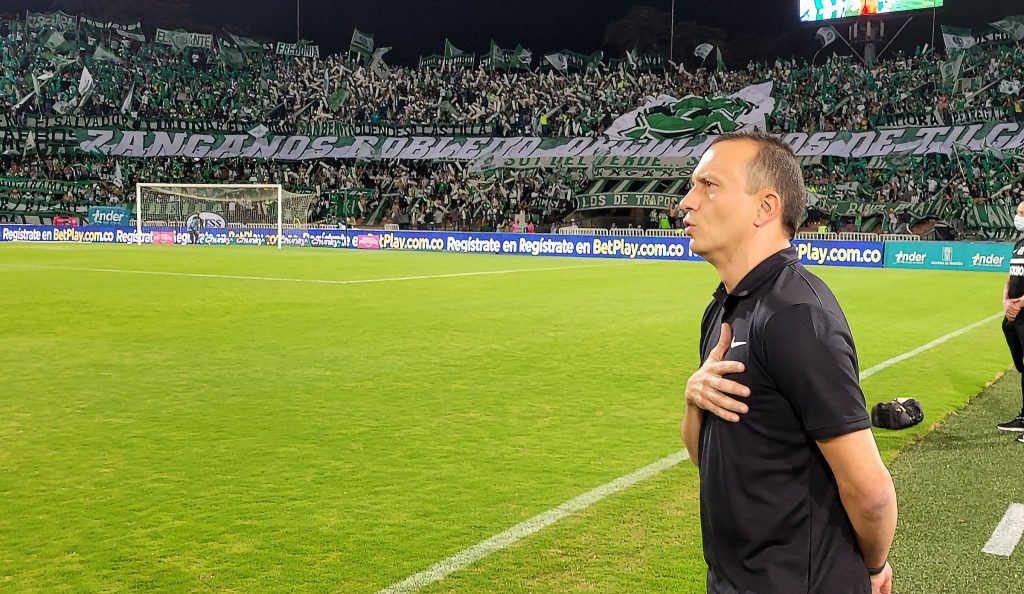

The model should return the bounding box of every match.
[678,131,898,594]
[997,199,1024,443]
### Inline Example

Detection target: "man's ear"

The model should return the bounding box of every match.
[754,191,782,229]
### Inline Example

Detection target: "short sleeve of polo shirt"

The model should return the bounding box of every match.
[763,303,871,440]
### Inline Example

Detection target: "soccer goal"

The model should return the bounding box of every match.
[134,183,318,249]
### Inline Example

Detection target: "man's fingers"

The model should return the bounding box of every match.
[713,377,751,398]
[708,360,746,375]
[702,399,741,423]
[703,389,750,415]
[709,322,732,361]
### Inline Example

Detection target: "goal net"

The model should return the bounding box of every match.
[135,183,318,248]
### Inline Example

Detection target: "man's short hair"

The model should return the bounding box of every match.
[710,131,806,239]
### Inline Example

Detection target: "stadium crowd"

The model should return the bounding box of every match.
[1,15,1022,234]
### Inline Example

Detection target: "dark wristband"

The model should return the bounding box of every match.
[867,562,887,576]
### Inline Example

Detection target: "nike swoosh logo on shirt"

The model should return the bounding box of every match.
[731,339,747,348]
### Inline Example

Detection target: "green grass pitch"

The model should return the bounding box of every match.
[0,243,1015,593]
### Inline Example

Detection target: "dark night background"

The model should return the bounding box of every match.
[0,0,1014,66]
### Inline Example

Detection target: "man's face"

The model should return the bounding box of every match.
[1016,201,1024,218]
[679,140,763,259]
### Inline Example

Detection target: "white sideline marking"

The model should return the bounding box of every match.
[377,312,1004,593]
[858,312,1005,380]
[983,504,1024,557]
[377,450,690,594]
[15,263,619,286]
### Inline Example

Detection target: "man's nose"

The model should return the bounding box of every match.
[679,188,699,212]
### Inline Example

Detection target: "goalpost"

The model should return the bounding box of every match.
[134,183,318,249]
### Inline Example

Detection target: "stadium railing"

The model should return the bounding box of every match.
[607,228,646,236]
[880,234,920,242]
[838,232,881,242]
[644,229,684,237]
[795,232,841,240]
[558,227,611,236]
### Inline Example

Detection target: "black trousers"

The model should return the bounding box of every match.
[189,229,199,244]
[1000,317,1024,416]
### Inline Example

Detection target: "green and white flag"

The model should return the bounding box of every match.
[941,26,977,51]
[42,30,70,52]
[544,52,569,73]
[369,47,391,75]
[940,51,965,87]
[990,16,1024,41]
[78,66,95,96]
[715,47,726,72]
[605,81,776,141]
[625,48,638,69]
[225,31,264,53]
[350,29,374,55]
[328,86,350,111]
[120,83,134,114]
[694,43,714,61]
[512,45,532,68]
[444,39,464,58]
[219,41,246,68]
[13,91,35,111]
[40,51,78,71]
[93,44,122,64]
[484,40,504,68]
[485,43,531,70]
[815,26,838,48]
[30,73,41,108]
[247,124,269,139]
[1001,80,1022,95]
[544,50,596,73]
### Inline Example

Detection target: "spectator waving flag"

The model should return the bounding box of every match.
[120,82,134,114]
[93,45,122,64]
[78,66,95,96]
[350,29,374,56]
[369,47,391,76]
[694,43,714,61]
[444,39,465,58]
[941,26,977,51]
[544,52,569,73]
[626,48,638,70]
[816,26,838,48]
[940,52,965,87]
[512,45,532,68]
[225,31,264,53]
[990,16,1024,41]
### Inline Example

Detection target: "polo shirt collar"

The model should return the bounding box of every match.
[713,247,799,307]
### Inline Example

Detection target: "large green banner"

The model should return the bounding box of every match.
[68,123,1024,162]
[0,176,96,194]
[575,192,679,210]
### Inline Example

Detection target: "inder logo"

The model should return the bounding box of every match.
[88,207,131,226]
[893,251,926,265]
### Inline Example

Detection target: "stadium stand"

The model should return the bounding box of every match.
[1,14,1022,236]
